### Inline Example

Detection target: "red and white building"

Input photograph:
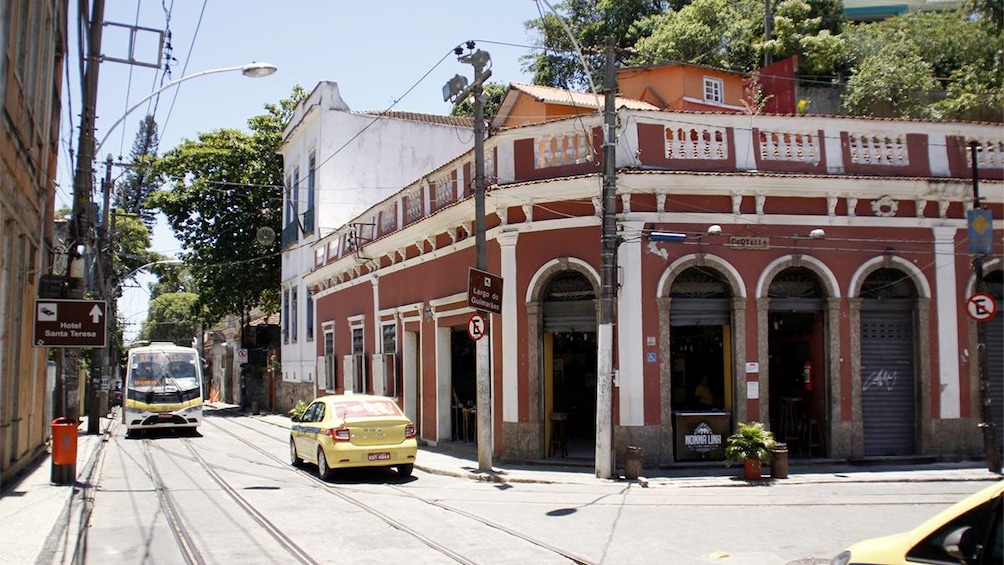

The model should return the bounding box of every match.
[295,85,1003,467]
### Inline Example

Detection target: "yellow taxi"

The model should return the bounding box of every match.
[289,394,418,480]
[831,480,1003,565]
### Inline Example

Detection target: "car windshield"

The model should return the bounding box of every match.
[129,351,200,392]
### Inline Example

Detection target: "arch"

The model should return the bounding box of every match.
[657,253,747,299]
[756,254,840,300]
[965,257,1003,296]
[526,257,600,303]
[850,255,932,299]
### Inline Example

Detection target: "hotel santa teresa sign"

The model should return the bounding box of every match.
[33,299,107,348]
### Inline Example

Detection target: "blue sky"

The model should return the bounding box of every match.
[59,1,547,340]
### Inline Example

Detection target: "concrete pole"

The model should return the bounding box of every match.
[473,74,493,472]
[596,37,618,479]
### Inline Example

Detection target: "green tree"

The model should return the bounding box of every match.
[111,210,157,290]
[114,114,160,228]
[841,10,1002,120]
[761,0,845,75]
[630,0,762,71]
[450,82,508,120]
[150,87,306,325]
[138,292,199,344]
[523,0,670,88]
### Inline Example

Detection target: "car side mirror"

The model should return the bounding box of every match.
[291,414,301,422]
[943,526,979,564]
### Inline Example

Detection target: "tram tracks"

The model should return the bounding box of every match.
[202,415,595,565]
[139,436,319,565]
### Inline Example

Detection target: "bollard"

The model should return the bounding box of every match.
[625,445,643,480]
[251,401,260,415]
[771,442,789,479]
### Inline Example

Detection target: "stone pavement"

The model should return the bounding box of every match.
[1,404,999,564]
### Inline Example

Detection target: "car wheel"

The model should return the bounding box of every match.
[290,438,303,467]
[397,463,414,477]
[317,447,334,481]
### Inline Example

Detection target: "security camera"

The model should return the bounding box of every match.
[706,224,723,236]
[809,228,825,239]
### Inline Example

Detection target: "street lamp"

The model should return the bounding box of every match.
[95,62,278,155]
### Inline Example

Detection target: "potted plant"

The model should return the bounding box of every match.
[725,421,776,480]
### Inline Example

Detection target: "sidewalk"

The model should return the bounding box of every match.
[243,404,1001,488]
[1,405,998,565]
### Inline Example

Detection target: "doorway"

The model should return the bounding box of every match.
[450,328,476,443]
[767,267,827,458]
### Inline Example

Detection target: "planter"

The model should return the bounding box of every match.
[743,458,762,480]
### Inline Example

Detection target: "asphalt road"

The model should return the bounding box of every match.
[71,411,992,565]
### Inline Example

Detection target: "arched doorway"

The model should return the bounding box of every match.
[860,267,919,456]
[542,270,596,459]
[768,267,827,458]
[669,267,733,462]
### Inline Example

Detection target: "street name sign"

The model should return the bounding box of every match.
[467,267,503,315]
[33,299,107,348]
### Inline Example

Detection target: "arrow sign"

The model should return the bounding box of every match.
[33,299,107,348]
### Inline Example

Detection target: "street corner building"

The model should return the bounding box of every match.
[1,0,70,484]
[277,76,1004,470]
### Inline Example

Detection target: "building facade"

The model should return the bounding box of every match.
[1,0,68,483]
[302,105,1003,467]
[277,81,475,413]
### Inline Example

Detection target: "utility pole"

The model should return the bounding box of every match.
[596,36,618,479]
[443,42,493,471]
[969,141,1001,474]
[54,0,105,483]
[87,155,113,435]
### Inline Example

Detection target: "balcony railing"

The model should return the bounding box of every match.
[281,221,299,250]
[301,206,315,234]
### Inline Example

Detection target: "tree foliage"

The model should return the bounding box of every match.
[523,1,1000,122]
[114,114,160,228]
[522,0,670,89]
[138,292,199,344]
[150,87,306,324]
[841,10,1003,120]
[630,0,762,71]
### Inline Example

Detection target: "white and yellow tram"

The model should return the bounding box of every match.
[122,342,203,435]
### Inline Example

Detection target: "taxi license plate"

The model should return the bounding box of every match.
[368,452,391,461]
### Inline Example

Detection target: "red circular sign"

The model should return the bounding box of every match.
[467,313,486,341]
[967,293,998,321]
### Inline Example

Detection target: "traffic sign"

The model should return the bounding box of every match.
[468,267,503,315]
[33,299,107,348]
[966,293,998,322]
[467,313,486,341]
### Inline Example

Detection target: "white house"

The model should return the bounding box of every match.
[276,81,474,409]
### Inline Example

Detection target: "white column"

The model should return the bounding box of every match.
[498,230,519,422]
[436,326,452,441]
[371,276,383,395]
[617,221,645,425]
[933,226,960,418]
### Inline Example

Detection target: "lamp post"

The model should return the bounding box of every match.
[81,63,277,436]
[95,62,277,156]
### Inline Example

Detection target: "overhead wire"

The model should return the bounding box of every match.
[158,0,206,145]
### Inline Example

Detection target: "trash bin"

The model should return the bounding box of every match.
[51,418,79,466]
[771,442,788,479]
[625,445,643,480]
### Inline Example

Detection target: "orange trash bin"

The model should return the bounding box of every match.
[51,418,78,466]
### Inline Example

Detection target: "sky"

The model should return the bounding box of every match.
[58,0,548,341]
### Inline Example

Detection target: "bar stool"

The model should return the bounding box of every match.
[550,412,568,457]
[777,397,802,452]
[806,419,824,457]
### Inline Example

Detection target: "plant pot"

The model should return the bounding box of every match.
[743,458,762,480]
